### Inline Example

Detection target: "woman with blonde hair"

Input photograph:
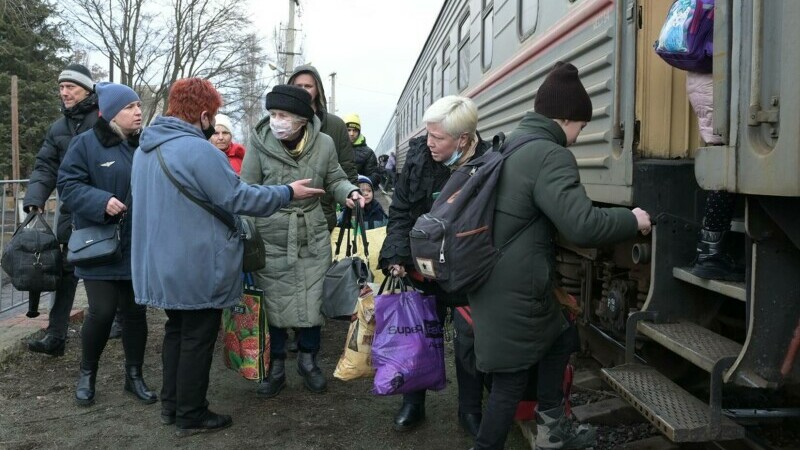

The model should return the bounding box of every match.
[378,95,490,437]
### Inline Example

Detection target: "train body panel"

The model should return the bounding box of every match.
[385,0,800,443]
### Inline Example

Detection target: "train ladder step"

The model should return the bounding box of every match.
[637,321,741,373]
[601,364,745,443]
[672,267,746,302]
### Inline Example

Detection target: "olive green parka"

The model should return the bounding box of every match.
[240,115,358,328]
[468,112,638,373]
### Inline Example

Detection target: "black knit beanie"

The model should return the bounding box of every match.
[534,61,592,122]
[58,63,94,92]
[265,85,314,121]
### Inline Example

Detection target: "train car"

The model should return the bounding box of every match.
[386,0,800,444]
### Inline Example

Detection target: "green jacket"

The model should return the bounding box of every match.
[240,115,358,328]
[468,112,638,373]
[288,65,358,230]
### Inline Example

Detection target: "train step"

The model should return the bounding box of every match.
[601,364,745,443]
[637,321,741,373]
[632,319,770,388]
[672,267,746,302]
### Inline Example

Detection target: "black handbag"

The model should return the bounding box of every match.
[156,146,266,273]
[322,204,373,319]
[66,221,123,267]
[66,189,129,268]
[1,210,62,294]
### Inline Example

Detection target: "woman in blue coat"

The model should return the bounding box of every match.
[57,82,156,407]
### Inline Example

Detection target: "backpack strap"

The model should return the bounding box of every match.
[491,132,506,152]
[455,306,473,327]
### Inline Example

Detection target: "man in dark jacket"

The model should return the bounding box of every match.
[23,64,99,356]
[469,62,652,450]
[379,96,490,438]
[288,65,358,230]
[343,113,380,186]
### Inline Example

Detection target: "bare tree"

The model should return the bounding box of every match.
[59,0,270,123]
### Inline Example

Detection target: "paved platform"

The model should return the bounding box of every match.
[0,283,87,364]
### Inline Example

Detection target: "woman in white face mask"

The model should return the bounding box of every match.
[240,85,364,399]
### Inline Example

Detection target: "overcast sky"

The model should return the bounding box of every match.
[248,0,444,151]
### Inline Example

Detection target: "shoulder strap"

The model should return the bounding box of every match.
[491,132,505,152]
[156,146,238,232]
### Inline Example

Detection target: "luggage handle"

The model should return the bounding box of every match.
[334,202,370,258]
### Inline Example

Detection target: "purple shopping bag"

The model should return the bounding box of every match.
[371,277,446,395]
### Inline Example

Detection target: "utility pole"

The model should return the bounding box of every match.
[283,0,300,79]
[11,76,19,183]
[329,72,337,115]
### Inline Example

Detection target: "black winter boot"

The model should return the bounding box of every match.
[27,334,65,357]
[688,229,745,282]
[124,365,158,404]
[75,361,98,406]
[297,352,327,393]
[256,358,286,398]
[394,402,426,431]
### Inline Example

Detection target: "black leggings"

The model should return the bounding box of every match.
[703,190,736,232]
[82,280,147,366]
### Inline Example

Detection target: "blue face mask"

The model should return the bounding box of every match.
[443,150,462,166]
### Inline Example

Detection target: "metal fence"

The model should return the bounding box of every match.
[0,179,60,314]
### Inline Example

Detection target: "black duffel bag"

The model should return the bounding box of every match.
[1,210,62,292]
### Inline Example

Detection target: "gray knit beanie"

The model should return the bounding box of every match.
[58,64,94,92]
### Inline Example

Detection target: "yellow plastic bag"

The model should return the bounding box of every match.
[330,226,386,285]
[333,285,377,381]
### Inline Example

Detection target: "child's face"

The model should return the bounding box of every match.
[359,183,373,204]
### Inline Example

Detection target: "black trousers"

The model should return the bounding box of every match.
[45,246,79,339]
[403,308,487,414]
[82,279,146,366]
[161,308,222,427]
[474,323,579,450]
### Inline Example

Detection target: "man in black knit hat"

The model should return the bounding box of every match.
[24,63,103,356]
[468,62,652,449]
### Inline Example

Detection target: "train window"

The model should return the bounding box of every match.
[482,1,493,71]
[442,41,451,97]
[458,12,470,91]
[422,75,428,110]
[518,0,540,40]
[430,62,436,103]
[415,88,421,124]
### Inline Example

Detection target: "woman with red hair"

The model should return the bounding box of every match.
[131,78,324,437]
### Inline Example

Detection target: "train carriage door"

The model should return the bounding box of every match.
[561,0,639,205]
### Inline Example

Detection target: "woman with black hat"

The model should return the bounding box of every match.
[240,85,364,398]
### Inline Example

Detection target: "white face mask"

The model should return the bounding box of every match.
[270,118,302,140]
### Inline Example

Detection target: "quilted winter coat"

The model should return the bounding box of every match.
[240,115,358,328]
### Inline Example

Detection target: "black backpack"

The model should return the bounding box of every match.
[409,134,540,293]
[1,210,62,292]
